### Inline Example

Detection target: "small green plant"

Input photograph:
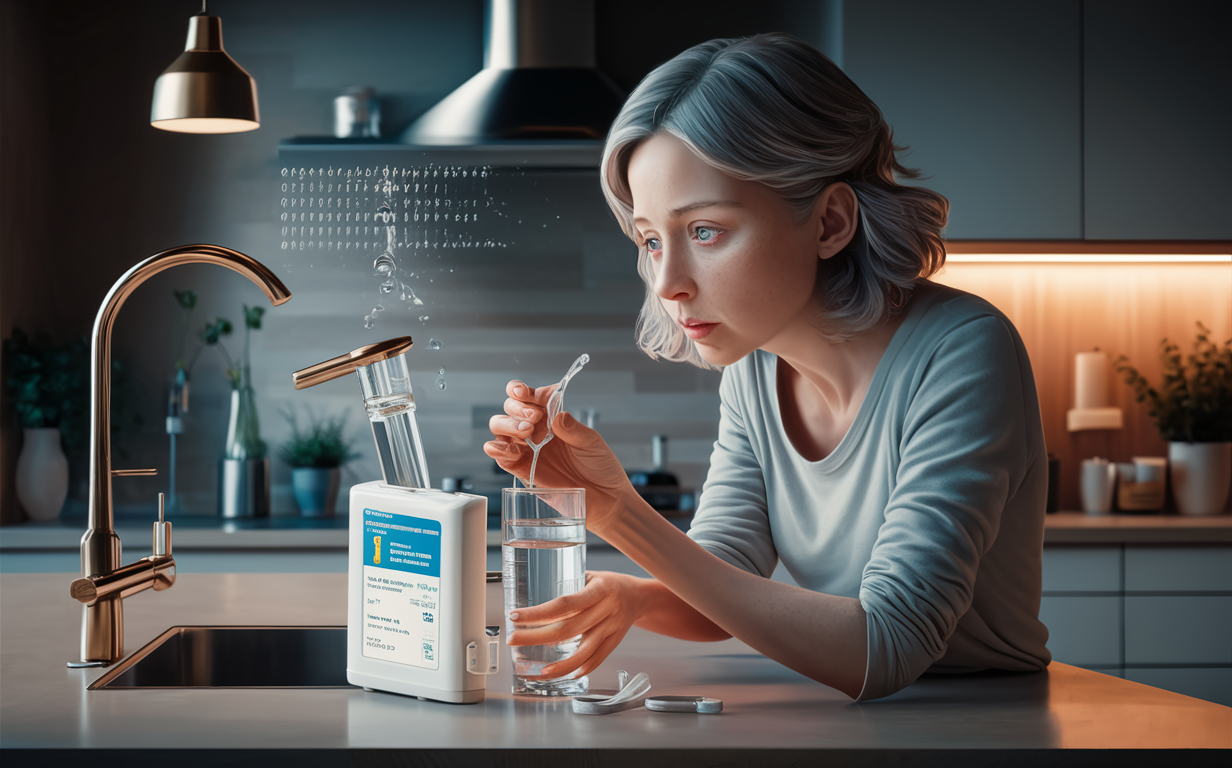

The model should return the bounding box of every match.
[278,408,360,468]
[1115,322,1232,443]
[174,289,264,388]
[3,329,90,451]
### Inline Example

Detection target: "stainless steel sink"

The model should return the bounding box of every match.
[88,626,354,689]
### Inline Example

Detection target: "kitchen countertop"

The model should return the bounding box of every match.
[2,511,1229,551]
[1,573,1228,766]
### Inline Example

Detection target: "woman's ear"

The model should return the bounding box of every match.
[815,182,859,260]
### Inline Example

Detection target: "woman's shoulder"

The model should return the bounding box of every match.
[913,281,1006,323]
[905,282,1019,350]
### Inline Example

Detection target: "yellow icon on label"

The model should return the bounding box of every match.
[373,535,381,565]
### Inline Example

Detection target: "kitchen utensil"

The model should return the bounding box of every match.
[526,353,589,486]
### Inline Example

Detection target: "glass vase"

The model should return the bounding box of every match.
[224,366,267,460]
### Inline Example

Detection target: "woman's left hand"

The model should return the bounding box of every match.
[506,570,648,680]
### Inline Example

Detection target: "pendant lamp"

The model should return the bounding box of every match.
[150,2,259,133]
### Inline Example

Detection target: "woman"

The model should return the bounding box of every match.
[484,33,1050,701]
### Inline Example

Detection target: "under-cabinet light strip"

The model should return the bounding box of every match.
[945,254,1231,263]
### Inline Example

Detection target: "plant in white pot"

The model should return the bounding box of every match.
[278,409,359,518]
[3,329,89,522]
[1116,322,1232,516]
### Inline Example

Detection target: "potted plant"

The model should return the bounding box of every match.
[1116,322,1232,516]
[2,329,89,521]
[279,409,359,517]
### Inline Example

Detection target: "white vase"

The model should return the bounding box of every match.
[15,427,69,521]
[1168,441,1232,516]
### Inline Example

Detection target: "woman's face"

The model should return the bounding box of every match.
[627,132,823,366]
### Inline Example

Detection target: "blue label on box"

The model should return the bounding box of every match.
[362,508,441,577]
[361,508,442,670]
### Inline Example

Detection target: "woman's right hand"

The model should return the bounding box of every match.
[506,571,649,681]
[483,379,634,531]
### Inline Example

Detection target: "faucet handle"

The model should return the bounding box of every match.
[111,468,157,477]
[154,493,172,557]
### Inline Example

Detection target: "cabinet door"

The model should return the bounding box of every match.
[1084,0,1232,239]
[1124,595,1232,665]
[1039,595,1122,667]
[844,0,1082,239]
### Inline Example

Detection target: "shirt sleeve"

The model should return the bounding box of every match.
[857,315,1033,701]
[686,363,779,578]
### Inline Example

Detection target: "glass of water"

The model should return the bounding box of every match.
[501,487,588,697]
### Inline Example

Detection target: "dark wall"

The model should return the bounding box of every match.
[0,0,832,523]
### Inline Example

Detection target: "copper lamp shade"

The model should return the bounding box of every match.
[151,14,259,134]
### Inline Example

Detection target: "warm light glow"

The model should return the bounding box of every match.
[946,253,1231,263]
[151,118,260,134]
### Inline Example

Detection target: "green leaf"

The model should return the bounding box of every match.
[174,289,198,310]
[278,407,360,468]
[244,305,265,330]
[201,318,234,345]
[1118,322,1232,442]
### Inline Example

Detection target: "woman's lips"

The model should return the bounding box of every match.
[681,320,718,340]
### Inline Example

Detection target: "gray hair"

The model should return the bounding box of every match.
[600,33,949,369]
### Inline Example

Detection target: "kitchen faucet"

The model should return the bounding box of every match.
[67,245,291,667]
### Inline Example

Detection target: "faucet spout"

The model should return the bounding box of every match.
[73,245,291,667]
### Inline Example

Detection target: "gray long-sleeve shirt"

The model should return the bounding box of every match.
[686,282,1051,701]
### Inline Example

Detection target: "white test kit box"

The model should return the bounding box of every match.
[345,481,495,704]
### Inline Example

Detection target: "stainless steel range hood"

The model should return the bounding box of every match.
[400,0,625,146]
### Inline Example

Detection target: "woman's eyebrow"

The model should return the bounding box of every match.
[633,199,744,225]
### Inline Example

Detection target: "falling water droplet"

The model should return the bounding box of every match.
[419,315,430,322]
[429,339,441,350]
[380,281,394,294]
[413,296,424,306]
[363,315,373,329]
[438,367,445,375]
[436,378,447,391]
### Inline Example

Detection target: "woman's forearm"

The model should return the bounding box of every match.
[600,489,869,699]
[631,577,732,641]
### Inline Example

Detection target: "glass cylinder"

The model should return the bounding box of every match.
[356,353,429,489]
[501,487,587,697]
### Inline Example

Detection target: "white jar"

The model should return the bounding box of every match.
[1168,442,1232,516]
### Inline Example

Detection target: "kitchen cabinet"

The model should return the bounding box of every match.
[844,1,1231,240]
[844,1,1083,239]
[1041,544,1232,705]
[1083,0,1232,240]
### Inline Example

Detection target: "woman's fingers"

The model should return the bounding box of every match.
[489,413,534,439]
[483,440,528,476]
[540,625,629,680]
[506,599,608,647]
[504,397,542,422]
[507,576,603,626]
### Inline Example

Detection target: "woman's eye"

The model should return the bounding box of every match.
[694,226,717,242]
[644,237,662,252]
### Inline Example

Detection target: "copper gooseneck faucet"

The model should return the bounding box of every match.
[67,245,291,667]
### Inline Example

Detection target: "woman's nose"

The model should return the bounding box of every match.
[653,245,696,303]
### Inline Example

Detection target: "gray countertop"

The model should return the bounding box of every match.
[1,572,1228,763]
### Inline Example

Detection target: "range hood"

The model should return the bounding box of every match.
[400,0,625,145]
